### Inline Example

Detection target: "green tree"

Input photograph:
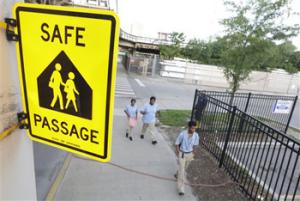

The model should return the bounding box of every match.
[275,41,299,73]
[209,39,228,65]
[183,39,209,62]
[221,0,299,93]
[160,32,185,59]
[289,51,300,72]
[159,45,181,59]
[182,38,226,65]
[169,32,185,46]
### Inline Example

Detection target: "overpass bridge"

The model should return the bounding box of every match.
[119,29,172,54]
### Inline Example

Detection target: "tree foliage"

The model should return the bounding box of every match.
[182,38,226,65]
[220,0,299,93]
[274,41,300,73]
[182,38,300,76]
[180,0,300,93]
[160,32,185,59]
[169,32,185,46]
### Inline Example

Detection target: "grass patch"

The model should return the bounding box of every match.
[158,110,191,127]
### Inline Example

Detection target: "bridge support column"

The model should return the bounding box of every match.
[151,55,159,76]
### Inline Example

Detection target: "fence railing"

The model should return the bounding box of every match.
[192,90,298,133]
[119,53,160,76]
[120,29,173,45]
[191,91,300,201]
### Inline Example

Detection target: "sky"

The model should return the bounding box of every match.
[110,0,300,49]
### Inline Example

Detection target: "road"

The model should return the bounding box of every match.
[126,74,300,131]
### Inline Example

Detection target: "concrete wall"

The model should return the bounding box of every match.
[0,0,37,200]
[0,3,68,201]
[160,60,300,95]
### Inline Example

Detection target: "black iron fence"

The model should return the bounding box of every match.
[191,91,300,201]
[192,90,298,133]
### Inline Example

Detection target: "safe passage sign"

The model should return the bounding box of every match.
[14,3,119,162]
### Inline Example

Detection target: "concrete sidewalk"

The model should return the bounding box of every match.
[54,65,196,200]
[55,111,195,200]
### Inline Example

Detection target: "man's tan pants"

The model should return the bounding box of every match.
[141,123,156,141]
[177,152,194,193]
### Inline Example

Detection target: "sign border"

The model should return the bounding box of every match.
[16,6,117,160]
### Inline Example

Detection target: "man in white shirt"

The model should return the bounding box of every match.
[124,98,138,141]
[175,121,199,195]
[140,96,160,145]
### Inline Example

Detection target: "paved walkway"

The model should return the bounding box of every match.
[54,65,196,200]
[114,74,136,98]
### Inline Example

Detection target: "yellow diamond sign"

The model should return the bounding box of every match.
[14,3,119,162]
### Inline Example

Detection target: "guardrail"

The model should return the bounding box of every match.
[119,29,173,45]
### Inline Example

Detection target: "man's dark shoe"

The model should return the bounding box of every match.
[140,135,144,139]
[178,192,184,196]
[152,140,157,145]
[129,136,133,141]
[174,174,177,179]
[126,133,128,138]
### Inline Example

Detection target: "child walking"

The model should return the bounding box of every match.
[124,98,138,141]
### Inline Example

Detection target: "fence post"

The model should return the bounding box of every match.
[238,92,252,133]
[244,92,252,113]
[284,96,298,133]
[229,92,234,106]
[191,89,198,121]
[151,55,158,76]
[219,106,237,168]
[127,54,131,72]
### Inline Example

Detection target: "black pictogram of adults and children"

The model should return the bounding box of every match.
[38,51,92,119]
[48,63,79,112]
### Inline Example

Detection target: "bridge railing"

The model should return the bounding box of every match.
[120,29,173,45]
